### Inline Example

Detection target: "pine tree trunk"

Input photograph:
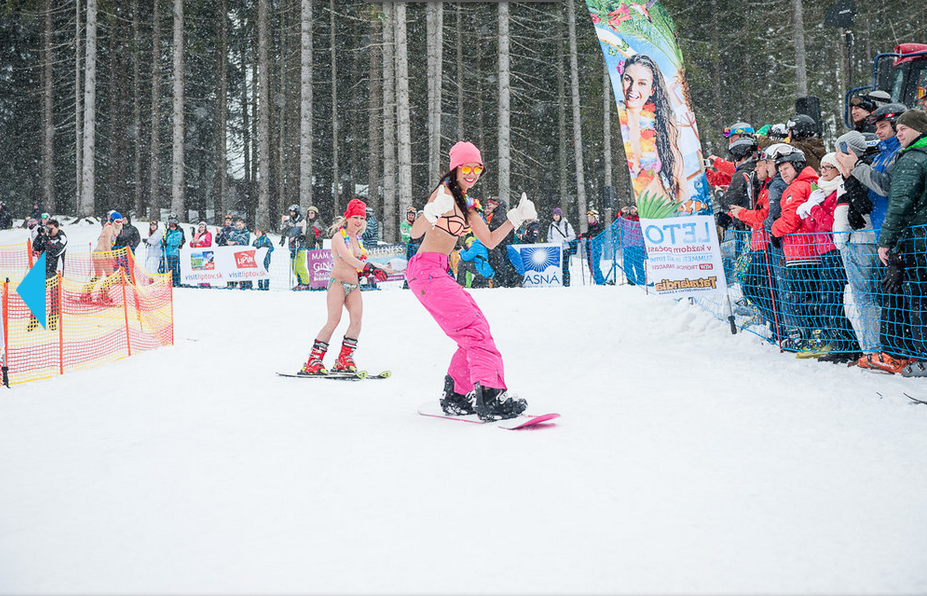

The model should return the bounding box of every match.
[215,0,228,224]
[170,0,185,218]
[367,12,381,210]
[257,0,270,230]
[497,2,511,205]
[382,3,397,233]
[79,0,97,217]
[557,8,568,215]
[566,0,587,232]
[150,0,161,219]
[75,0,82,213]
[42,0,55,214]
[132,0,143,217]
[426,2,443,184]
[299,0,313,214]
[792,0,808,96]
[329,0,340,213]
[603,62,613,222]
[456,3,464,142]
[395,2,411,241]
[240,38,251,216]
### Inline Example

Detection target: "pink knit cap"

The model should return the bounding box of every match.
[448,141,484,172]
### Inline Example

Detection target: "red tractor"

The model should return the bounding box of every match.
[845,43,927,127]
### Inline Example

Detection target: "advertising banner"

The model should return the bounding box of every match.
[585,0,712,216]
[587,1,729,298]
[506,243,563,288]
[304,243,408,289]
[640,215,727,298]
[179,246,270,286]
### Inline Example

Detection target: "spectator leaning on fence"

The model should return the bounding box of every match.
[875,109,927,376]
[84,211,123,304]
[730,149,782,342]
[795,152,861,363]
[191,221,212,248]
[770,146,822,348]
[216,214,234,247]
[229,217,253,290]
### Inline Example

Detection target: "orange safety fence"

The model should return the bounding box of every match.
[1,244,173,386]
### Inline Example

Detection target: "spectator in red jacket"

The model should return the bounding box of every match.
[795,153,860,362]
[770,146,822,349]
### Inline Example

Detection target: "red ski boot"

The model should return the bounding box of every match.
[332,337,358,372]
[299,340,329,375]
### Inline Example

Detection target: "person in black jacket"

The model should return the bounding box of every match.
[113,214,141,274]
[27,219,67,332]
[484,197,519,287]
[0,202,12,229]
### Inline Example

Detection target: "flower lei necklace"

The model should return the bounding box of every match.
[620,101,661,195]
[339,225,367,272]
[443,180,482,212]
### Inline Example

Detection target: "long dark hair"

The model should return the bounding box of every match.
[433,168,470,224]
[623,53,681,201]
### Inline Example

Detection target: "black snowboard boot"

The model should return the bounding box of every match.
[440,375,475,415]
[473,382,527,421]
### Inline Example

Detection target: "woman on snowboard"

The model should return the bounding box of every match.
[406,141,537,421]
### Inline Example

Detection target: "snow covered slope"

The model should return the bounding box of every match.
[1,238,926,594]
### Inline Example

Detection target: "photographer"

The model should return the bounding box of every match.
[27,219,67,332]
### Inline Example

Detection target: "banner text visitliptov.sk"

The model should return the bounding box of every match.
[179,246,270,285]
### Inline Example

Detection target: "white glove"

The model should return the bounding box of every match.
[507,192,538,229]
[795,201,813,219]
[423,185,455,224]
[806,188,827,208]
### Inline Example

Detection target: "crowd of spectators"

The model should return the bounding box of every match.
[710,89,927,375]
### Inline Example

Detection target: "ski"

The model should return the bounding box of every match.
[904,392,927,405]
[417,402,559,430]
[276,370,391,381]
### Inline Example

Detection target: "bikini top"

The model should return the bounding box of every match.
[433,183,481,238]
[338,226,368,272]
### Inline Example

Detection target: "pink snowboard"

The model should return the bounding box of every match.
[417,402,560,430]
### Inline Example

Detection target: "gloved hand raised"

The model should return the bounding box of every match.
[507,192,538,229]
[362,262,389,282]
[423,185,455,225]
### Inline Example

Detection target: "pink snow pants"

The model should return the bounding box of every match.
[406,252,506,394]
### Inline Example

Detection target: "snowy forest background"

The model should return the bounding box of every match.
[2,0,927,240]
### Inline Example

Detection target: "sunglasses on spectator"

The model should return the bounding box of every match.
[459,165,483,176]
[918,87,926,100]
[820,164,837,171]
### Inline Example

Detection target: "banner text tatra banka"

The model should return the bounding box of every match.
[586,1,726,298]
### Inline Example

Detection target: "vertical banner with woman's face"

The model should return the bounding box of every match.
[586,1,727,298]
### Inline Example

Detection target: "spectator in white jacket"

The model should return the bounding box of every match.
[142,220,165,274]
[546,207,576,286]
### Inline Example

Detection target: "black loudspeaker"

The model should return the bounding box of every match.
[601,185,615,210]
[795,96,822,137]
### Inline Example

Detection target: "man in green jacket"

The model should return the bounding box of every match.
[877,109,927,374]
